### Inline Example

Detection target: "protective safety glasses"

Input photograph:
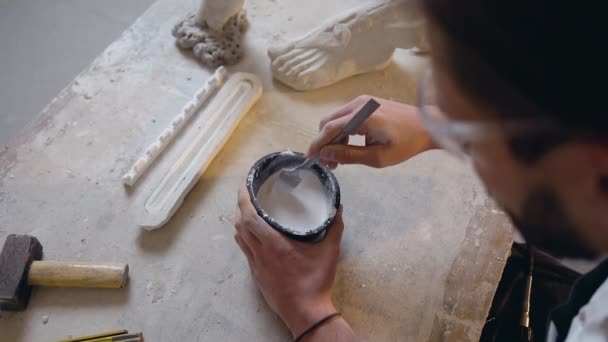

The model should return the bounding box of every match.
[417,70,565,160]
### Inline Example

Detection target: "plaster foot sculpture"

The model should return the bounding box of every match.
[268,0,425,91]
[172,0,248,68]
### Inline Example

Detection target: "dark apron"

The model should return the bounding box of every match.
[481,243,602,342]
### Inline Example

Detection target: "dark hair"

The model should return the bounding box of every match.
[422,1,607,162]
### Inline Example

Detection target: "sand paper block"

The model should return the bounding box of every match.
[137,72,262,229]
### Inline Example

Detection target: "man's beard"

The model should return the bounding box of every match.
[505,186,598,259]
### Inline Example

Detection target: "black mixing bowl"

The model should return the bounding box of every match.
[246,151,341,242]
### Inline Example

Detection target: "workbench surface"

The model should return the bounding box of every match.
[0,0,513,340]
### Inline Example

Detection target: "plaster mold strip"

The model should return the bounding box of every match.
[123,66,228,186]
[137,72,262,229]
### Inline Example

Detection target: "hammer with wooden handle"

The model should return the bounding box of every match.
[0,234,129,311]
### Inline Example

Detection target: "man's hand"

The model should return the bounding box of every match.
[234,187,345,337]
[308,95,435,169]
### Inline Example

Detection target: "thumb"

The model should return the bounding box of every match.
[324,206,344,246]
[320,144,384,167]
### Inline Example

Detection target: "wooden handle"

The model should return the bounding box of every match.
[27,261,129,288]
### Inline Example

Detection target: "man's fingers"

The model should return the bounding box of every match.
[318,100,363,131]
[307,114,362,158]
[309,96,377,158]
[234,213,262,246]
[235,188,257,239]
[237,187,257,216]
[324,206,345,246]
[320,160,339,170]
[235,233,255,262]
[319,144,385,167]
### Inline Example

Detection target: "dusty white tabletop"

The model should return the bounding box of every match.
[0,0,513,340]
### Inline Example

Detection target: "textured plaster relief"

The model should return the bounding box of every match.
[123,67,228,186]
[173,0,248,68]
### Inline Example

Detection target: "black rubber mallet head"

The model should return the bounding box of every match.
[0,234,43,311]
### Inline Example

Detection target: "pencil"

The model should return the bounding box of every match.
[57,330,128,342]
[82,333,143,342]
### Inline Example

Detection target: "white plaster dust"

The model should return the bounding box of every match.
[257,169,332,232]
[146,280,166,304]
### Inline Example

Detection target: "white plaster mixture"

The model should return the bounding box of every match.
[257,169,333,233]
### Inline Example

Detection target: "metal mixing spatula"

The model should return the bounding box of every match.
[278,99,381,190]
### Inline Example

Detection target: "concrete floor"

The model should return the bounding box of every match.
[0,0,155,145]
